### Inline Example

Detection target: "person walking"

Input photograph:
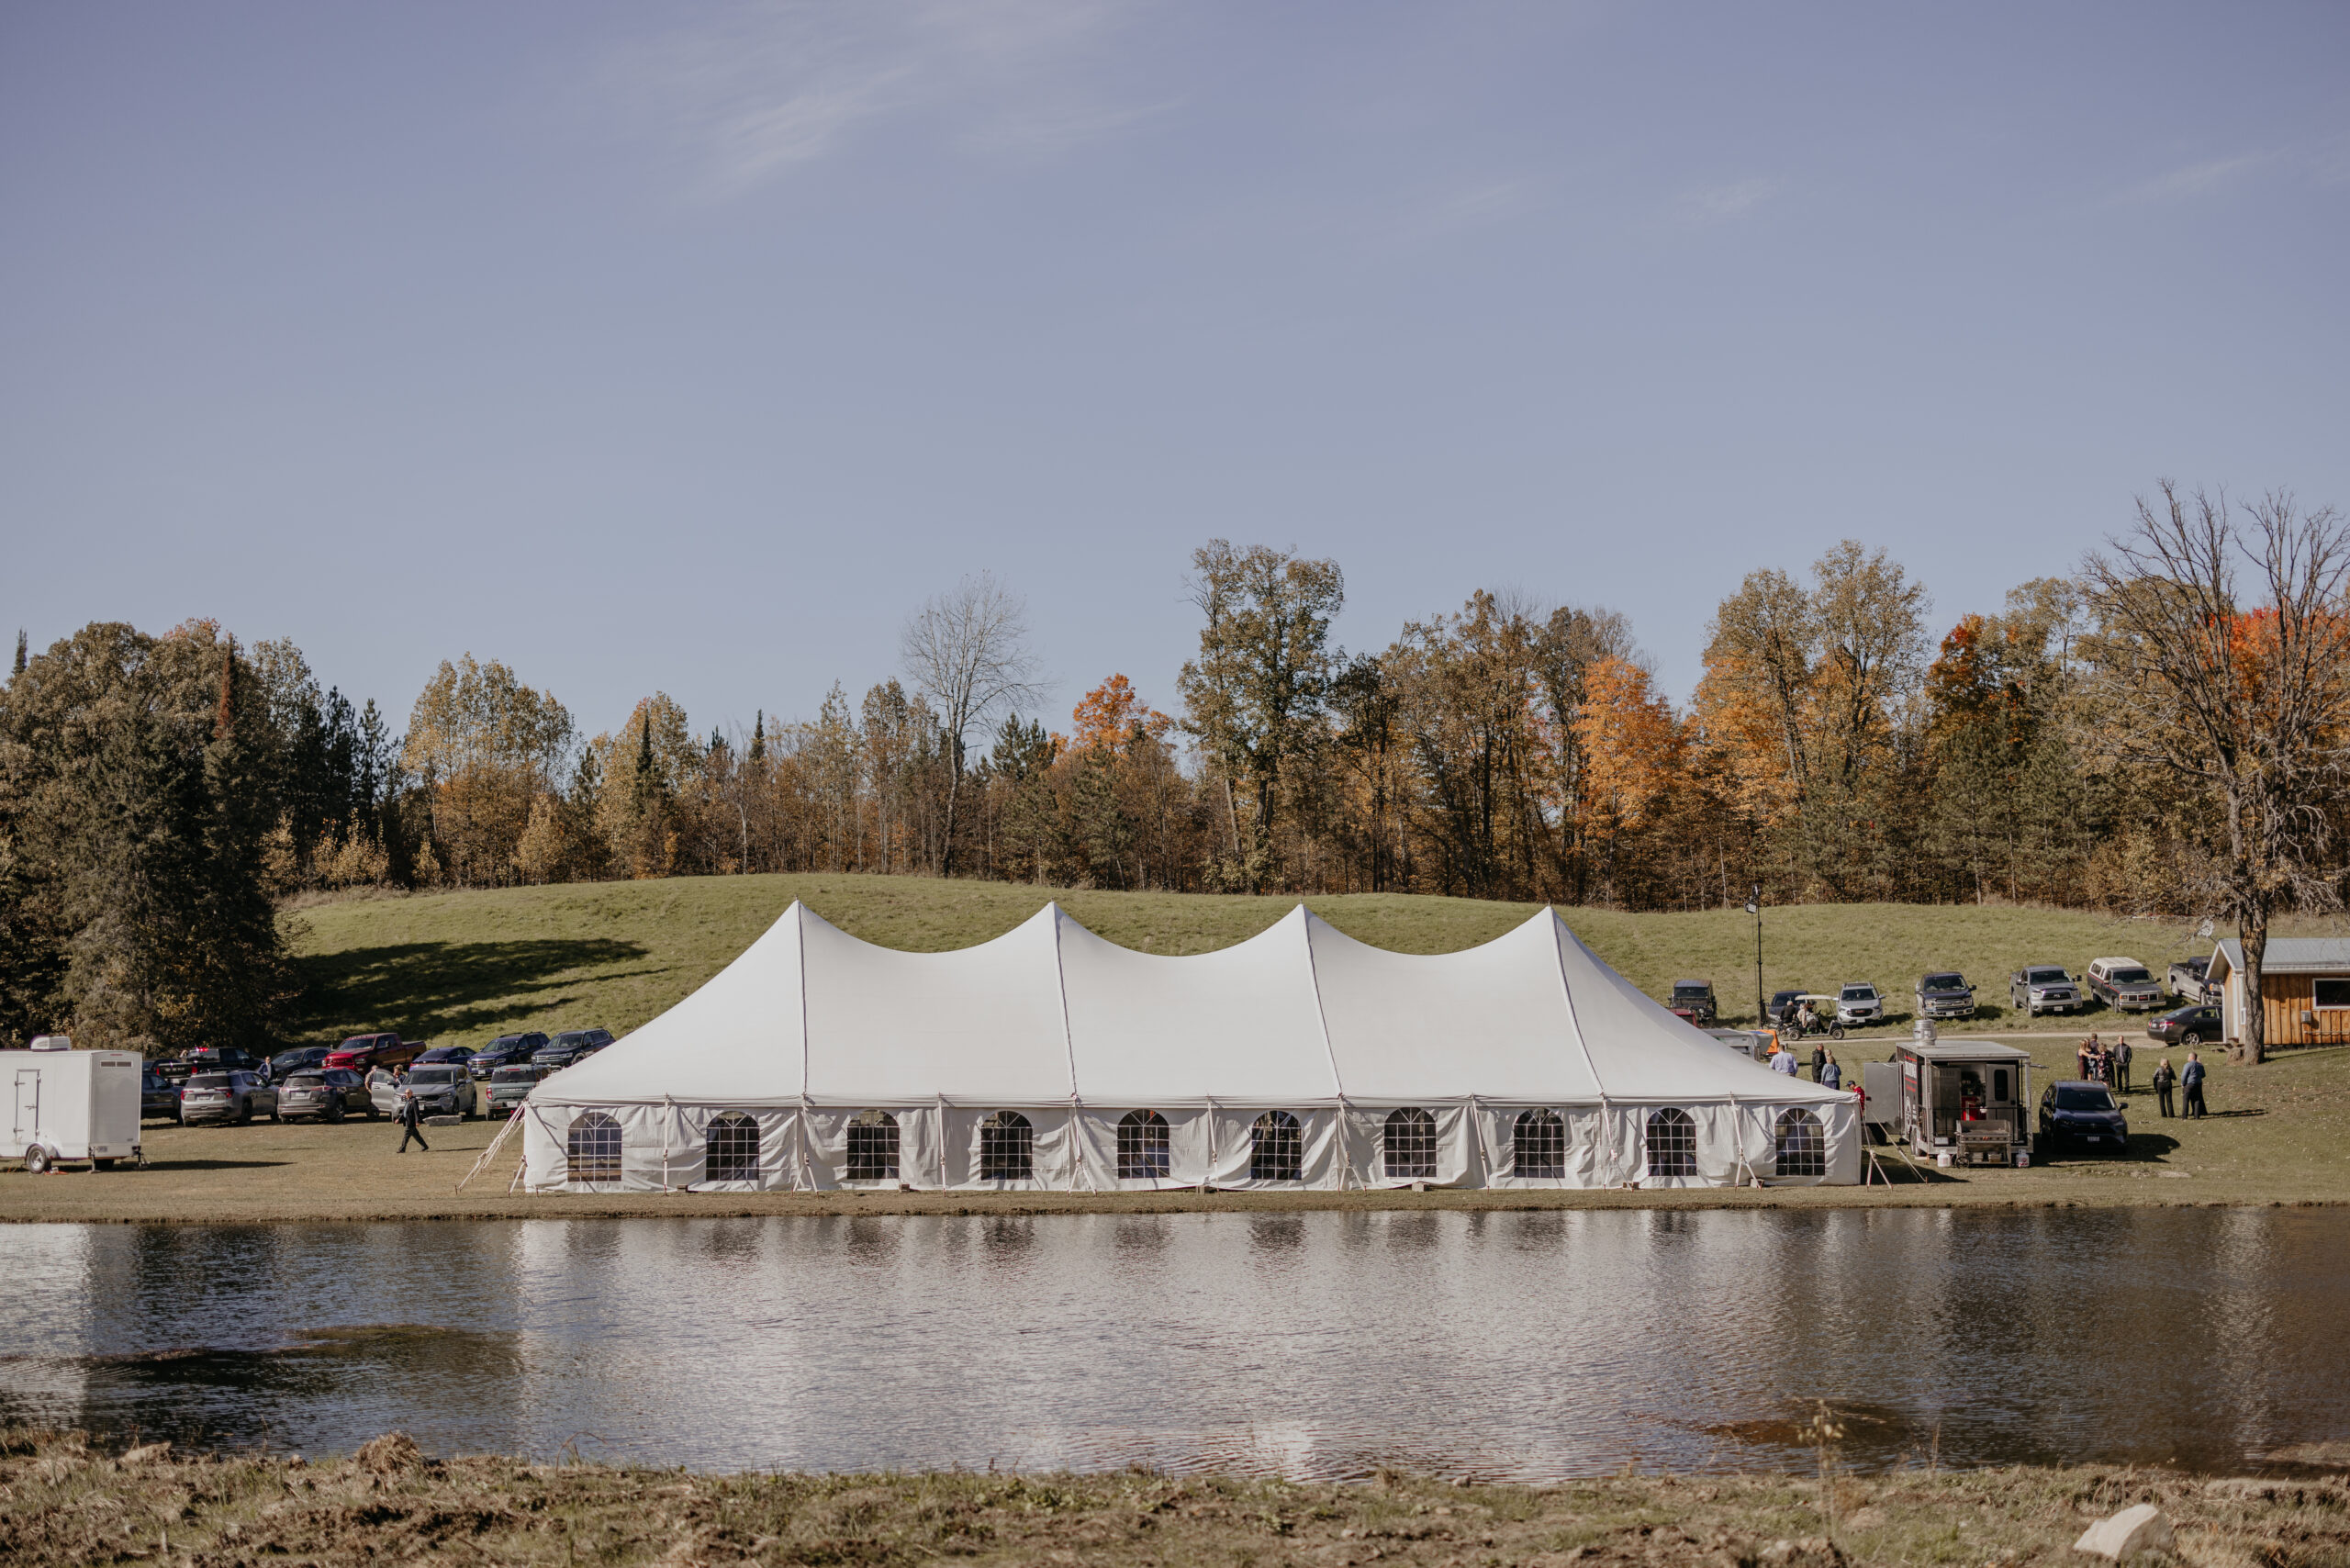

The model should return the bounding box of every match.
[1809,1044,1827,1082]
[2181,1051,2208,1118]
[2113,1036,2132,1093]
[2152,1057,2177,1118]
[395,1085,430,1153]
[1820,1052,1841,1091]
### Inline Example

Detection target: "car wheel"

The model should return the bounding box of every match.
[239,1102,253,1125]
[2182,1033,2201,1047]
[327,1104,344,1125]
[24,1145,50,1174]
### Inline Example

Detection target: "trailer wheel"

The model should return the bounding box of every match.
[93,1159,116,1170]
[23,1145,51,1174]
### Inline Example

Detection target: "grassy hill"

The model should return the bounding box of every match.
[283,874,2222,1051]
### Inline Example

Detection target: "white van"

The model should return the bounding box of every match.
[5,1038,144,1171]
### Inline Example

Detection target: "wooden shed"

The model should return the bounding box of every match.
[2204,937,2350,1048]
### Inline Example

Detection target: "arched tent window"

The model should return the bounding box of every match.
[1250,1111,1303,1182]
[1645,1108,1697,1178]
[979,1112,1033,1181]
[1774,1107,1826,1177]
[1383,1108,1437,1182]
[1117,1110,1169,1180]
[567,1111,621,1184]
[846,1110,899,1182]
[705,1112,759,1182]
[1514,1109,1566,1179]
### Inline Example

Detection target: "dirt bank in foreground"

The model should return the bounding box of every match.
[9,1427,2348,1568]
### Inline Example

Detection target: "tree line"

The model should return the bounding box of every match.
[5,485,2345,1058]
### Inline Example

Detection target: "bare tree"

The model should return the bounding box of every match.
[901,573,1044,878]
[2083,483,2350,1063]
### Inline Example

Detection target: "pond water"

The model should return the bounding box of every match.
[3,1207,2345,1481]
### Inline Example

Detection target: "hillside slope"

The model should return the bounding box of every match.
[284,874,2209,1050]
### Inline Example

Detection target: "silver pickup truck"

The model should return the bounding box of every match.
[2009,964,2082,1016]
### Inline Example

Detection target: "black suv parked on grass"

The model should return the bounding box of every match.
[467,1033,548,1080]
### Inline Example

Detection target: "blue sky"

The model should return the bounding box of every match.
[4,1,2344,742]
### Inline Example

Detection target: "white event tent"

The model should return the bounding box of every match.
[519,902,1860,1193]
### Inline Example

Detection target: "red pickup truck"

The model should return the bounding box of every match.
[321,1033,424,1072]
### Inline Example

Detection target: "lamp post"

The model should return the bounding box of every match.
[1747,883,1763,1029]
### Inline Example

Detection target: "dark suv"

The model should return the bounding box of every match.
[533,1028,615,1070]
[2038,1081,2129,1155]
[468,1032,549,1080]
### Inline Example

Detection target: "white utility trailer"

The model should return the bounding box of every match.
[5,1037,144,1171]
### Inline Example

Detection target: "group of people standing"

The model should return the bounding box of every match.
[1765,1039,1841,1089]
[2077,1033,2208,1118]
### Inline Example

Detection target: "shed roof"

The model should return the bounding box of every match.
[2208,937,2350,980]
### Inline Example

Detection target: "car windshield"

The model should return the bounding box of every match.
[1923,973,1965,990]
[2028,969,2069,984]
[1772,991,1802,1005]
[408,1067,460,1083]
[2110,968,2152,984]
[552,1032,594,1047]
[2182,958,2208,974]
[2054,1086,2117,1112]
[188,1074,230,1088]
[285,1073,326,1087]
[1841,987,1874,1001]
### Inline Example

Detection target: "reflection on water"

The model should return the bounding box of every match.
[2,1208,2346,1480]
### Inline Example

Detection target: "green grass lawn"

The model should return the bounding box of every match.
[284,873,2226,1049]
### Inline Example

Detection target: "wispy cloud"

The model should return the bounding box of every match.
[605,0,1162,197]
[1677,176,1783,225]
[2117,151,2275,205]
[1380,176,1541,245]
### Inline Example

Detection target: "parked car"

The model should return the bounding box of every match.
[2168,957,2215,1002]
[1914,971,1976,1021]
[401,1063,479,1119]
[487,1062,550,1118]
[534,1029,614,1070]
[412,1045,475,1067]
[275,1068,374,1123]
[323,1033,420,1072]
[177,1070,278,1126]
[140,1067,182,1121]
[2009,965,2083,1016]
[1768,990,1807,1025]
[2086,957,2165,1013]
[1664,980,1718,1025]
[1834,983,1885,1027]
[469,1032,549,1080]
[2147,1002,2223,1048]
[366,1068,403,1119]
[158,1046,263,1085]
[2038,1081,2130,1155]
[268,1047,331,1081]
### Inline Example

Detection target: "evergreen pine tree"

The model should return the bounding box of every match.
[11,630,24,678]
[750,711,766,765]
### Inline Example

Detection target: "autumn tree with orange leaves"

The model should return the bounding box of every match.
[2083,484,2350,1063]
